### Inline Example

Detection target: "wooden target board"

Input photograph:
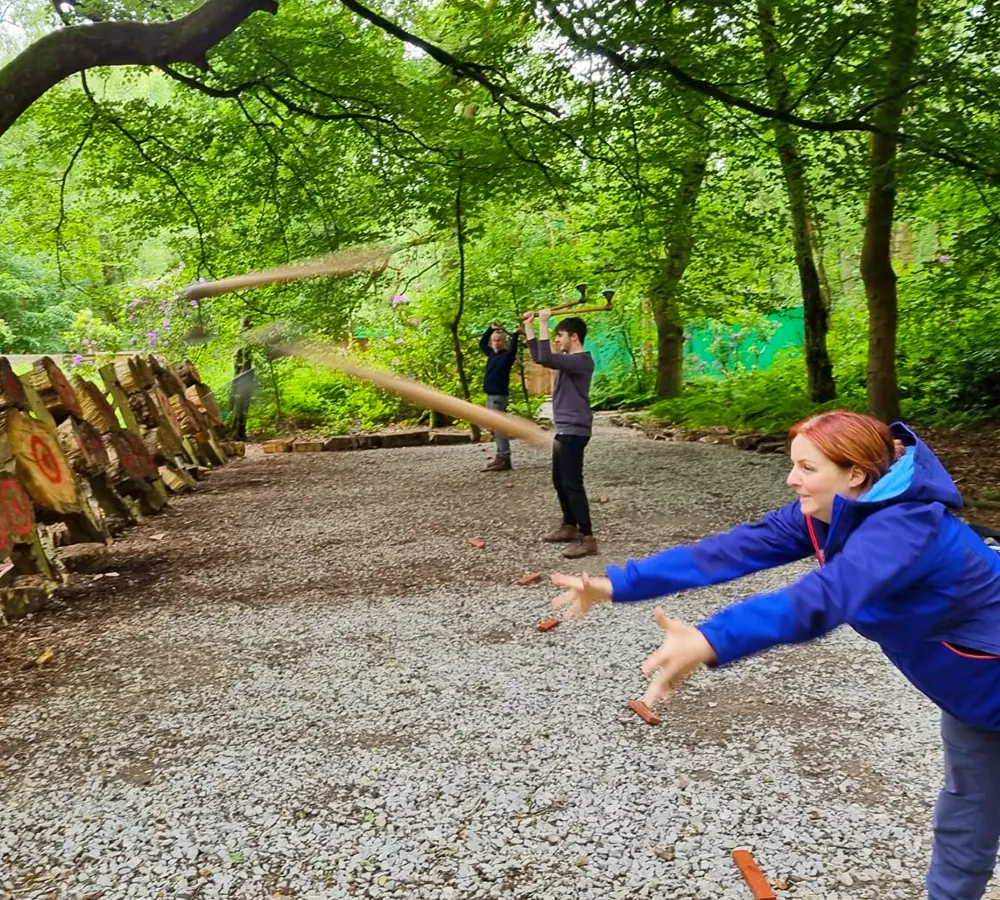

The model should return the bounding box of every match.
[0,357,29,410]
[71,375,120,433]
[0,476,35,540]
[7,410,82,514]
[153,385,184,438]
[104,431,148,483]
[122,429,159,481]
[186,383,222,426]
[30,357,83,420]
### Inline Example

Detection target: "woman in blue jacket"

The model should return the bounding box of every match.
[551,410,1000,900]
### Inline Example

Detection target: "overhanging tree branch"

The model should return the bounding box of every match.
[337,0,560,118]
[80,72,214,276]
[538,0,1000,182]
[0,0,277,140]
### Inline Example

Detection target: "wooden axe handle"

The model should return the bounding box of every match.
[283,340,552,449]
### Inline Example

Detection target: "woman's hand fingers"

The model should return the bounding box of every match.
[550,572,583,590]
[640,608,716,708]
[641,670,674,708]
[551,589,577,612]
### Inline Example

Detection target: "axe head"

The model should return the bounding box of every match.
[574,282,588,303]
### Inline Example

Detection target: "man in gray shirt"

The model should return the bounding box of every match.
[525,309,597,558]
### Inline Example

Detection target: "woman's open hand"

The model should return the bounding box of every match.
[640,608,717,707]
[550,572,613,619]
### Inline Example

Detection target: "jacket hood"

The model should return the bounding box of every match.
[857,422,963,510]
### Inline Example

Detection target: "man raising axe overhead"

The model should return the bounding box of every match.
[524,308,598,559]
[479,319,522,472]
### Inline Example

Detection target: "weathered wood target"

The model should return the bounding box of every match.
[7,410,82,514]
[0,476,35,539]
[71,375,120,433]
[30,357,83,420]
[31,433,63,484]
[151,359,188,398]
[57,417,110,477]
[185,383,222,426]
[153,385,183,436]
[168,393,204,435]
[113,357,149,393]
[0,357,29,410]
[122,429,159,481]
[103,431,147,483]
[127,389,161,428]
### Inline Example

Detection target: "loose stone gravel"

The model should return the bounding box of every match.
[2,418,998,900]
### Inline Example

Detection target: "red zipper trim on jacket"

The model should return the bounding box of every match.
[806,516,998,660]
[806,515,824,567]
[942,641,1000,660]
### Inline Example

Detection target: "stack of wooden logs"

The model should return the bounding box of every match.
[0,353,243,623]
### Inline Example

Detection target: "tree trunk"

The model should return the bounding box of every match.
[650,122,710,400]
[757,0,835,402]
[450,169,481,441]
[860,0,919,423]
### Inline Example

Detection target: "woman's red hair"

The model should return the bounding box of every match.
[789,410,898,485]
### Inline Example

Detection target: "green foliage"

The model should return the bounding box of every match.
[245,357,401,437]
[3,0,1000,442]
[649,352,862,434]
[0,252,76,352]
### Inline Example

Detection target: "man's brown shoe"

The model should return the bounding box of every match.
[563,536,598,559]
[542,524,579,543]
[481,457,512,472]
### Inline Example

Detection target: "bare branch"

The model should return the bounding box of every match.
[337,0,560,118]
[80,72,214,276]
[54,116,96,285]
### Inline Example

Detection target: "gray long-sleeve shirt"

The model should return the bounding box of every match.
[527,338,594,437]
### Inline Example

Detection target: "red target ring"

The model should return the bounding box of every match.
[118,442,144,481]
[30,434,63,484]
[122,430,156,479]
[0,478,34,537]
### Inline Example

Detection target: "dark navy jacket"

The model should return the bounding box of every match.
[607,424,1000,730]
[480,327,519,396]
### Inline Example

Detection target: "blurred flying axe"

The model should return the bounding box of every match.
[183,232,441,302]
[519,283,616,320]
[179,235,439,343]
[251,325,552,450]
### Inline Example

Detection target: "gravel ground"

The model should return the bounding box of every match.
[2,418,997,900]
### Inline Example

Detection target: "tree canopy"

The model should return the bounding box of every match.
[2,0,999,434]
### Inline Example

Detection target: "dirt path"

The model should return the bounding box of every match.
[1,421,995,900]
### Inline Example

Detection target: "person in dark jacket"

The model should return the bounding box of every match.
[550,410,1000,900]
[525,309,597,559]
[479,321,520,472]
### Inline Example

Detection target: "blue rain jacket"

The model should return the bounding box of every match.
[606,424,1000,729]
